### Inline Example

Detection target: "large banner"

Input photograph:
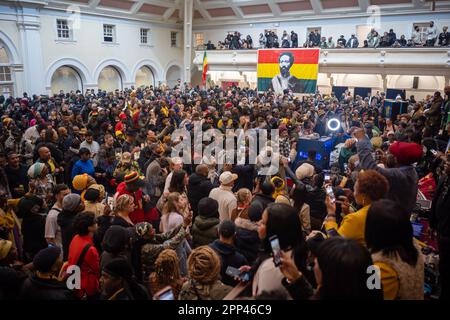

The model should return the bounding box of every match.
[257,48,319,94]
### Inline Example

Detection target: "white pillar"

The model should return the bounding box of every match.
[183,0,193,85]
[382,74,388,93]
[16,6,45,94]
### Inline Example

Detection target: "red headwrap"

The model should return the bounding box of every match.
[389,141,423,165]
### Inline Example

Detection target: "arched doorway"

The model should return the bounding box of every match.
[0,44,13,97]
[166,65,181,88]
[135,66,154,88]
[98,66,122,92]
[51,66,83,94]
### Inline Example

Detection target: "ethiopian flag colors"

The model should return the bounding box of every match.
[257,48,319,94]
[202,51,208,87]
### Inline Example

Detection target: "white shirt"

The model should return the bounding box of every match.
[45,205,62,249]
[427,25,437,40]
[209,185,237,221]
[164,171,173,194]
[80,140,100,167]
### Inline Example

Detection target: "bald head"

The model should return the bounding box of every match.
[38,146,51,161]
[196,164,209,177]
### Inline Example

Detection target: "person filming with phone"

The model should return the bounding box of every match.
[324,169,389,246]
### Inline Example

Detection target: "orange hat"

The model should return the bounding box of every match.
[72,174,89,191]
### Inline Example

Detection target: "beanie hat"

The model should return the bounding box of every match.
[135,222,152,238]
[198,198,219,219]
[103,258,133,280]
[102,226,131,254]
[33,246,61,272]
[295,163,315,180]
[389,141,423,165]
[62,193,82,212]
[275,195,291,205]
[72,174,89,191]
[27,163,46,179]
[0,239,12,260]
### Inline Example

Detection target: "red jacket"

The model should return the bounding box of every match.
[116,182,145,224]
[67,234,100,298]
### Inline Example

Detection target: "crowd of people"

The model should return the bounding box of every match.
[205,22,449,50]
[0,81,449,300]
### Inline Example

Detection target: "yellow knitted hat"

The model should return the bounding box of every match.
[72,174,89,191]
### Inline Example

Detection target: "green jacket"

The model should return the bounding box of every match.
[191,216,219,248]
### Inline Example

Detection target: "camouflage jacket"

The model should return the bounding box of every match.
[141,225,187,278]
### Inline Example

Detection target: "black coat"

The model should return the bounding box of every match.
[19,275,74,300]
[209,240,248,287]
[57,209,78,261]
[430,176,450,237]
[235,220,260,264]
[187,173,213,216]
[22,213,47,260]
[250,193,274,212]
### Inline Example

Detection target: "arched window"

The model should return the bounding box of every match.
[0,45,13,96]
[135,66,154,88]
[51,66,83,94]
[98,66,122,92]
[166,65,181,88]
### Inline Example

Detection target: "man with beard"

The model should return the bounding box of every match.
[268,52,305,94]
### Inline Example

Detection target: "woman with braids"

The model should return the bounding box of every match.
[179,246,232,300]
[148,249,186,299]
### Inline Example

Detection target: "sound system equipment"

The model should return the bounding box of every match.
[383,99,409,120]
[295,136,335,169]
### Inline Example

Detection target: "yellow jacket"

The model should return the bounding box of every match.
[324,204,400,300]
[324,205,370,247]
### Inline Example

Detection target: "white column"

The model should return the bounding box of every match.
[382,74,388,93]
[445,76,450,87]
[16,6,46,94]
[183,0,193,85]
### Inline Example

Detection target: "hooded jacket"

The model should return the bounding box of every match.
[187,173,213,216]
[191,215,219,248]
[209,240,248,287]
[234,218,261,264]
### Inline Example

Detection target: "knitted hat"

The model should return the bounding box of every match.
[295,163,315,180]
[103,259,133,280]
[33,246,61,272]
[102,226,131,254]
[198,198,219,219]
[27,163,46,179]
[72,174,89,191]
[135,222,152,238]
[0,239,12,260]
[389,141,423,165]
[124,171,145,188]
[62,193,82,212]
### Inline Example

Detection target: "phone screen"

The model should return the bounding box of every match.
[270,236,282,267]
[326,186,335,203]
[156,288,174,300]
[225,266,241,278]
